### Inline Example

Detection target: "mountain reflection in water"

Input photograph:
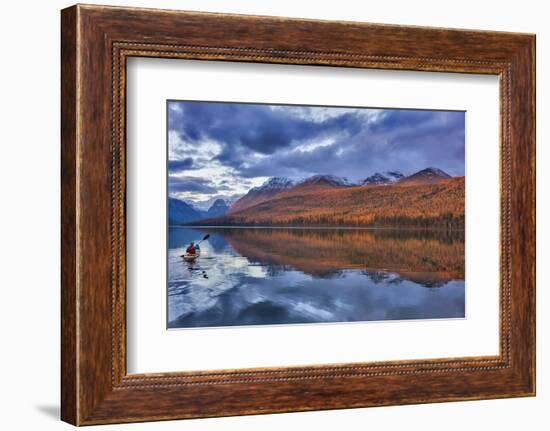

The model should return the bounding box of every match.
[168,227,465,328]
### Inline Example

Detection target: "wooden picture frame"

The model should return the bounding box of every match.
[61,4,535,425]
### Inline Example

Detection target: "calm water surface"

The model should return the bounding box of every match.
[168,227,465,328]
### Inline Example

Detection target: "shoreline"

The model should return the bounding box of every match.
[170,224,465,232]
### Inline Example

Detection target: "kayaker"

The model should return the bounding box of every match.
[186,242,196,255]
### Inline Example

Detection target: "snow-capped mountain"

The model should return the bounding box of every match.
[190,195,240,211]
[205,198,229,218]
[385,171,406,181]
[414,167,450,179]
[399,167,451,185]
[229,177,295,214]
[297,174,354,187]
[249,177,295,193]
[362,171,404,185]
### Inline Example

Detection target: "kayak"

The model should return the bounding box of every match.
[181,251,200,262]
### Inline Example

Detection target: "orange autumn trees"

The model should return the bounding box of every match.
[195,177,465,229]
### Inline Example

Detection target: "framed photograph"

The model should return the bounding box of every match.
[61,4,535,425]
[165,100,467,330]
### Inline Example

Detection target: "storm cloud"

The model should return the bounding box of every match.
[167,100,465,203]
[169,102,364,155]
[168,157,194,172]
[168,175,218,194]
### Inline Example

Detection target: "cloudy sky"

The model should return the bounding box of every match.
[168,100,465,207]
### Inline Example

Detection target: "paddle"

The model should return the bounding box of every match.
[196,234,210,245]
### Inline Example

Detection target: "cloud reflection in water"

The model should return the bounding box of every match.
[168,227,465,328]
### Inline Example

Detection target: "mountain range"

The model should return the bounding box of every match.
[168,198,203,225]
[169,167,464,228]
[169,198,230,224]
[226,167,453,212]
[185,168,464,228]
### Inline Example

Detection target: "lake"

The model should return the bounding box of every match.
[167,227,465,329]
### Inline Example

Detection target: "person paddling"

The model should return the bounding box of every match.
[180,234,209,261]
[186,242,197,255]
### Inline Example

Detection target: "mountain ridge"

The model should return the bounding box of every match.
[195,173,464,229]
[172,167,462,227]
[169,197,229,224]
[228,177,295,214]
[398,167,451,185]
[168,198,204,224]
[362,171,405,185]
[205,198,229,218]
[228,167,452,215]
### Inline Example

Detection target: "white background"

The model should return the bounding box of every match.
[0,0,547,430]
[127,59,500,373]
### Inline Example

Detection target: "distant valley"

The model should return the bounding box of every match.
[168,198,229,224]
